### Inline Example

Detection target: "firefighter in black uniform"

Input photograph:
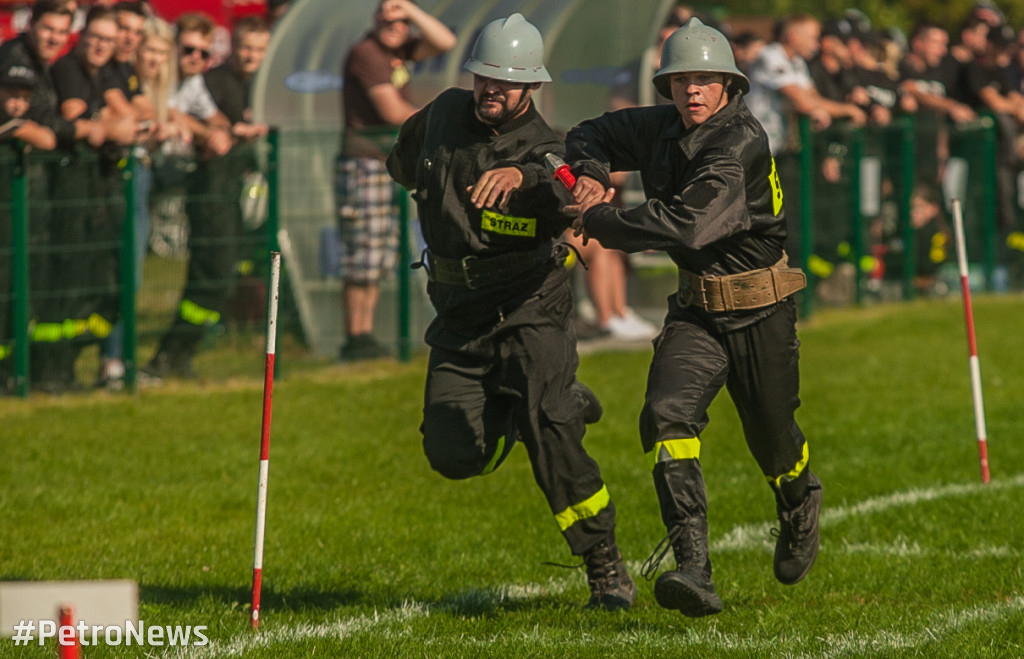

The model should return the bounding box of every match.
[566,18,823,617]
[386,14,635,611]
[145,16,269,379]
[0,1,118,391]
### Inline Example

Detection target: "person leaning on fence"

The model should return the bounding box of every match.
[385,13,636,611]
[565,18,822,617]
[0,63,56,393]
[144,16,270,381]
[336,0,455,362]
[744,13,867,273]
[36,5,141,392]
[0,0,127,392]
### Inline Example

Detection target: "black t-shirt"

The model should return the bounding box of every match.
[204,63,250,125]
[852,66,902,112]
[808,56,858,103]
[962,59,1012,110]
[108,59,141,100]
[898,56,959,100]
[51,53,118,120]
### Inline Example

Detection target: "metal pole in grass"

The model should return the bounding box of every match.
[951,199,990,484]
[250,251,282,629]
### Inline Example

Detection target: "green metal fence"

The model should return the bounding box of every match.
[3,118,1021,397]
[788,114,1016,317]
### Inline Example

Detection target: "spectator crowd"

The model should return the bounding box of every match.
[0,0,283,393]
[3,0,1024,394]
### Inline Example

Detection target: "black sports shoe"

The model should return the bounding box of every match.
[143,351,197,380]
[583,539,636,611]
[339,334,388,362]
[773,472,823,585]
[654,569,723,618]
[572,381,603,424]
[644,517,723,617]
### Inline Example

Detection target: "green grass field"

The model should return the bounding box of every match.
[2,296,1022,658]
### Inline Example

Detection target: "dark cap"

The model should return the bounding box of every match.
[821,18,856,42]
[0,63,36,89]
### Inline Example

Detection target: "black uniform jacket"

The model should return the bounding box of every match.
[0,33,77,148]
[387,88,573,330]
[566,95,789,330]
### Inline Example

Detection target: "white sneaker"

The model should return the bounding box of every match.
[603,311,658,341]
[621,308,659,337]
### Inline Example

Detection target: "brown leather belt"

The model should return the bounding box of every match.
[677,256,807,312]
[424,243,555,290]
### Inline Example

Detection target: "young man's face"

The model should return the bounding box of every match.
[177,29,213,77]
[30,12,72,63]
[915,28,949,67]
[81,17,119,70]
[472,75,536,125]
[670,72,729,129]
[116,11,146,63]
[0,87,32,119]
[233,29,270,77]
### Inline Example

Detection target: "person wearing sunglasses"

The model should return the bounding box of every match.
[168,11,231,155]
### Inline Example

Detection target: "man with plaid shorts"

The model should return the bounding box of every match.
[337,0,454,361]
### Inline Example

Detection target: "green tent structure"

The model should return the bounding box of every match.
[251,0,677,356]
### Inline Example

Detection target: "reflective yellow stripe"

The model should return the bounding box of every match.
[648,437,701,470]
[180,299,221,326]
[31,322,63,343]
[480,434,506,476]
[481,210,537,238]
[768,156,783,216]
[807,254,834,279]
[766,442,810,488]
[554,485,610,532]
[30,316,112,342]
[87,313,112,339]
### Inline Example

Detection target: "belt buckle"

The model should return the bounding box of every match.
[678,277,695,308]
[460,255,479,290]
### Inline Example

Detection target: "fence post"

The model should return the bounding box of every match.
[799,116,815,318]
[11,149,29,398]
[121,154,137,392]
[900,117,916,300]
[265,129,281,374]
[396,184,411,363]
[266,129,281,256]
[979,117,997,290]
[849,126,864,305]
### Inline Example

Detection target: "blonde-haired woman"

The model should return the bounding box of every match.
[99,16,190,388]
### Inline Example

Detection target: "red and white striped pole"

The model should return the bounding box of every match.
[250,251,282,628]
[951,200,990,484]
[57,604,79,659]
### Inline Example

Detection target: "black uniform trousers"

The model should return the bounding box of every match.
[30,147,123,384]
[421,268,615,556]
[156,145,250,358]
[641,298,808,530]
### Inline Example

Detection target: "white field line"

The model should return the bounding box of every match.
[793,596,1024,659]
[158,473,1024,657]
[713,471,1024,554]
[156,582,572,659]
